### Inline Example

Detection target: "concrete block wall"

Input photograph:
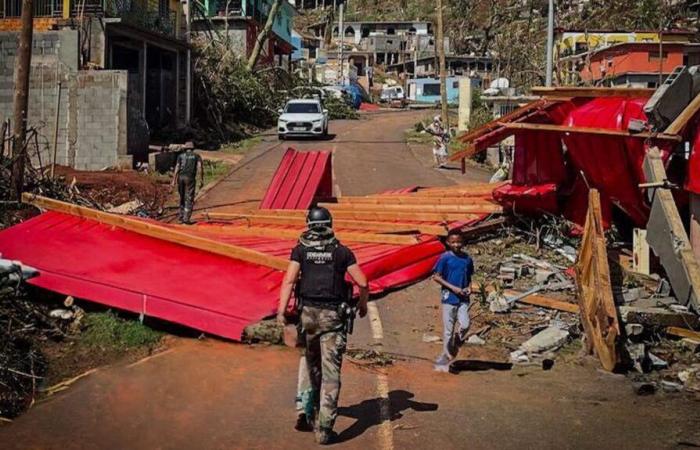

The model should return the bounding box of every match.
[72,71,129,170]
[1,29,131,170]
[0,31,75,169]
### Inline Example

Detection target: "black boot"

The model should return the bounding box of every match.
[294,413,313,432]
[316,427,337,445]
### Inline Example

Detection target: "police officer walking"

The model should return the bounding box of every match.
[277,206,369,445]
[171,147,204,224]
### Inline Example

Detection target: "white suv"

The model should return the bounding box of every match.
[278,99,329,140]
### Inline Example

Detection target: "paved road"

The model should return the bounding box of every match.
[3,111,699,449]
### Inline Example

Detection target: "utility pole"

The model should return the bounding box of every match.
[11,0,33,201]
[435,0,447,125]
[338,0,344,84]
[545,0,554,86]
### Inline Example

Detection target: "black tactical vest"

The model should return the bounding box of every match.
[297,243,349,303]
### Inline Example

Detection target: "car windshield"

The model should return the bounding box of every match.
[286,103,320,114]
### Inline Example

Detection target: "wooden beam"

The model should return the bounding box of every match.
[259,208,482,222]
[501,122,682,142]
[531,86,655,98]
[665,93,700,135]
[181,224,420,245]
[205,213,449,235]
[666,326,700,341]
[337,196,497,206]
[319,202,503,214]
[22,194,289,271]
[507,291,580,314]
[575,189,621,372]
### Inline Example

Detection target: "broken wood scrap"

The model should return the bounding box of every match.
[204,213,448,235]
[22,194,289,271]
[666,326,700,341]
[619,307,700,329]
[458,217,508,239]
[470,283,579,314]
[575,189,622,372]
[505,291,579,314]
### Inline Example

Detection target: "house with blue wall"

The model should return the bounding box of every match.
[407,76,481,104]
[193,0,296,68]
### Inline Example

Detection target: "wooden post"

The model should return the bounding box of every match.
[51,81,62,178]
[690,193,700,263]
[435,0,448,125]
[11,0,34,201]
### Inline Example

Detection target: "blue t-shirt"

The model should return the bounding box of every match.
[433,251,474,305]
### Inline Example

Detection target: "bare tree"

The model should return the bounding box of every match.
[247,0,285,71]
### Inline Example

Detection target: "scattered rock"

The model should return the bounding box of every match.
[660,380,683,392]
[681,338,700,353]
[519,325,569,354]
[422,333,442,343]
[466,335,486,345]
[633,381,657,395]
[648,352,669,370]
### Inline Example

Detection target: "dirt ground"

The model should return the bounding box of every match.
[52,165,170,213]
[3,110,700,449]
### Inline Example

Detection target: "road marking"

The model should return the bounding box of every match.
[367,302,393,450]
[376,370,394,450]
[367,302,384,340]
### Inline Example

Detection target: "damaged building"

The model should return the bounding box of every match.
[0,0,191,170]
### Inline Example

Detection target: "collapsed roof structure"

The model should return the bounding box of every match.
[0,149,503,341]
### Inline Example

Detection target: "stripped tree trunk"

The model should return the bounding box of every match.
[246,0,284,71]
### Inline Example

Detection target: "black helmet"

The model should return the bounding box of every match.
[306,206,333,229]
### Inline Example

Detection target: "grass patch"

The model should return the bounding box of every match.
[202,160,231,186]
[81,311,162,351]
[219,136,263,155]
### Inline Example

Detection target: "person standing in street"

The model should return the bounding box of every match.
[432,230,474,372]
[171,147,203,224]
[277,206,369,445]
[426,115,449,168]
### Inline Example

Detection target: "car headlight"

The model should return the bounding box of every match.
[313,119,323,123]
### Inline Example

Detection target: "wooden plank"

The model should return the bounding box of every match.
[22,194,289,271]
[180,225,420,245]
[337,196,497,206]
[501,122,681,142]
[505,290,580,314]
[319,202,504,214]
[205,213,449,235]
[531,86,655,98]
[666,326,700,340]
[259,208,482,222]
[456,98,551,143]
[666,93,700,135]
[574,189,621,372]
[471,282,579,313]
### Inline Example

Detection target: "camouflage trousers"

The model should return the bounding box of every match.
[300,304,347,430]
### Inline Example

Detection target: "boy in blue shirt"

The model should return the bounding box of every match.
[432,230,474,371]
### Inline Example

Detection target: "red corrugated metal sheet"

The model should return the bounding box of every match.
[0,211,486,340]
[259,148,333,209]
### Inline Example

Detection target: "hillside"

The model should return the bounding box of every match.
[295,0,699,89]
